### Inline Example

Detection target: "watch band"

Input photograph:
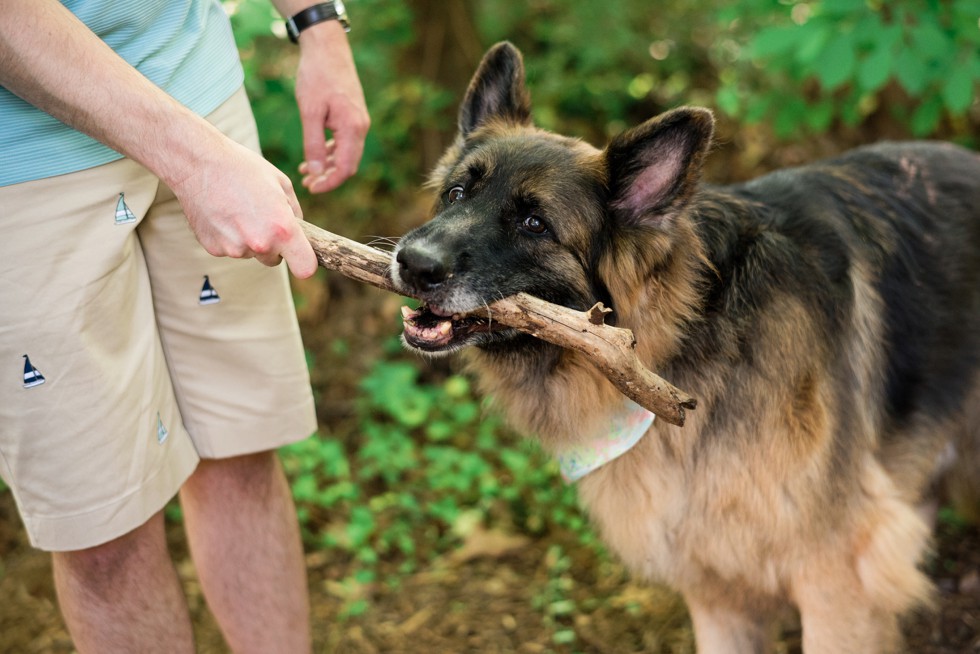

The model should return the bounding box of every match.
[285,1,350,43]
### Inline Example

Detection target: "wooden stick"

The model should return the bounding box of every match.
[301,221,697,426]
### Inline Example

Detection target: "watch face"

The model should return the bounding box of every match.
[335,0,347,18]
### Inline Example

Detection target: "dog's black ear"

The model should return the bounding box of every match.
[605,107,714,225]
[458,42,532,137]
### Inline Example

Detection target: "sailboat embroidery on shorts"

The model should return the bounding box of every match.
[114,193,137,225]
[155,412,169,444]
[22,354,46,388]
[199,275,221,305]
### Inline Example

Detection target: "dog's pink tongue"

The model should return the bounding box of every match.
[400,305,453,347]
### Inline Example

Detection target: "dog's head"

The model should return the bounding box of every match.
[392,42,714,357]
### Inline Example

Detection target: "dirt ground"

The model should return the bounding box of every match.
[1,485,979,653]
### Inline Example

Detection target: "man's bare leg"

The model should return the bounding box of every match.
[52,510,194,654]
[179,451,311,654]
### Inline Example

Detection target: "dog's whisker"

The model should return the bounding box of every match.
[382,262,397,287]
[364,235,400,252]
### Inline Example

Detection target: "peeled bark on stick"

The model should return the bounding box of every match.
[301,221,697,426]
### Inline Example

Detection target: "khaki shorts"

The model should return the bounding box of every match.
[0,87,317,552]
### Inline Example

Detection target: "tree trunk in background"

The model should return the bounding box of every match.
[404,0,485,172]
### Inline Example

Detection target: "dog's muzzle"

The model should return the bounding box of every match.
[395,241,453,292]
[392,239,512,353]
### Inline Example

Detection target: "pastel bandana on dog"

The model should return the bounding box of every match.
[557,400,656,483]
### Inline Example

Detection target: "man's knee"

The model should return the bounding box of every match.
[53,510,166,595]
[183,450,282,499]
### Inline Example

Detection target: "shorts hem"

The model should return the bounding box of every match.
[24,434,200,552]
[192,400,317,460]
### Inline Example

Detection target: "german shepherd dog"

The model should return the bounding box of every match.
[391,42,980,652]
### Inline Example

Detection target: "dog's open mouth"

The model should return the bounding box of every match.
[400,304,504,352]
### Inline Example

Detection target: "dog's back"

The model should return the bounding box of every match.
[572,140,980,653]
[678,141,980,496]
[699,141,980,493]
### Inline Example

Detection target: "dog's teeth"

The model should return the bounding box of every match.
[400,305,416,323]
[438,320,452,336]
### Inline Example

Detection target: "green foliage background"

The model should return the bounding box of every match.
[233,0,979,195]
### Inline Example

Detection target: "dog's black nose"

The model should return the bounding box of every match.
[396,243,451,291]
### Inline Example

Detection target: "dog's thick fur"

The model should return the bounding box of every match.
[391,42,980,653]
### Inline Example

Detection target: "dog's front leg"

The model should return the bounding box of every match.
[686,597,774,654]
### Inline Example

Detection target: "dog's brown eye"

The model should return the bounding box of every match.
[447,186,465,203]
[522,215,548,235]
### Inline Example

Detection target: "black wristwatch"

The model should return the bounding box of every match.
[285,1,350,43]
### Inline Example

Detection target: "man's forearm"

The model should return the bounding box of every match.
[0,0,227,189]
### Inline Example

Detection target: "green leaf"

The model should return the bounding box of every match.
[353,568,376,584]
[910,21,953,63]
[342,599,369,618]
[894,47,930,95]
[856,40,894,92]
[716,85,741,116]
[805,100,836,132]
[346,506,376,548]
[548,599,577,616]
[292,475,318,502]
[941,65,976,113]
[816,33,858,90]
[910,95,944,136]
[425,420,454,441]
[953,0,980,38]
[449,400,478,425]
[751,25,803,59]
[744,94,773,124]
[774,97,809,137]
[794,22,833,66]
[319,481,358,506]
[443,375,470,399]
[839,93,864,126]
[819,0,867,16]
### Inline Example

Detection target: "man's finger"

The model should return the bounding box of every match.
[255,252,284,267]
[306,131,364,193]
[300,141,338,191]
[300,106,330,175]
[276,174,304,220]
[279,223,319,279]
[332,128,365,179]
[305,166,338,194]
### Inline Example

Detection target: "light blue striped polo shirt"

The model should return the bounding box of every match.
[0,0,245,187]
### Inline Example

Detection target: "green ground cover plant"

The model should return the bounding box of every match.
[279,341,597,622]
